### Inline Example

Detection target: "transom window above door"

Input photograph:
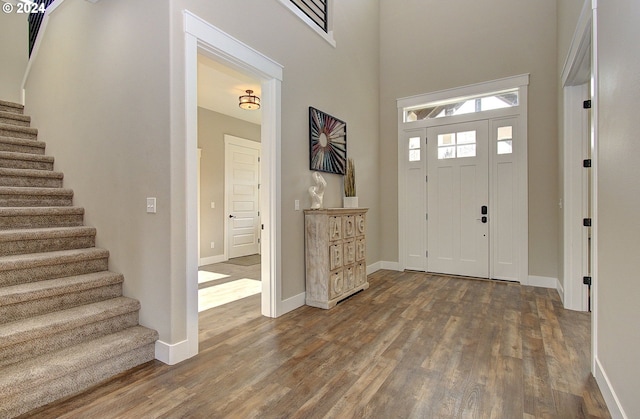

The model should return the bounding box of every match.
[437,130,477,159]
[404,89,519,122]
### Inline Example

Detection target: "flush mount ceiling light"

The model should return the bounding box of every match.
[239,89,260,110]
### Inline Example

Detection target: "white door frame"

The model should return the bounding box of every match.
[184,13,284,354]
[561,0,595,313]
[224,135,262,260]
[397,74,529,284]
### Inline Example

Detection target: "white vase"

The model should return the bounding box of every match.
[343,196,358,208]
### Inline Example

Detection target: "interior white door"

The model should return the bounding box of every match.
[427,120,489,278]
[225,135,261,259]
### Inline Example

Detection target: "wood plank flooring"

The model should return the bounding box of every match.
[20,270,611,419]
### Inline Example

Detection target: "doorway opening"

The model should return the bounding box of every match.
[196,55,263,316]
[183,11,284,361]
[397,75,529,283]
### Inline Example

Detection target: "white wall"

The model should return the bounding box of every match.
[379,0,559,280]
[596,1,640,417]
[0,10,28,103]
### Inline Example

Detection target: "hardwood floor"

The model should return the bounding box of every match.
[21,270,611,419]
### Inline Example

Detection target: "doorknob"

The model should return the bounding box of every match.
[229,214,236,219]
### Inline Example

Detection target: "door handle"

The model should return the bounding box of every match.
[229,214,236,219]
[476,216,488,223]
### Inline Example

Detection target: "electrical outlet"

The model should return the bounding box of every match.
[295,200,300,211]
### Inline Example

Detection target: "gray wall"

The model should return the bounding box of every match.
[198,107,261,262]
[597,1,640,416]
[0,11,28,103]
[379,0,559,280]
[22,0,174,340]
[170,0,381,301]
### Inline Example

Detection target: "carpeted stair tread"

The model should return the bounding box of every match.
[0,247,108,272]
[0,226,95,243]
[0,167,63,188]
[0,206,85,230]
[0,186,73,207]
[0,111,30,127]
[0,123,38,140]
[0,100,23,115]
[0,325,157,397]
[0,151,54,170]
[0,226,96,255]
[0,296,140,349]
[0,271,122,306]
[0,135,46,154]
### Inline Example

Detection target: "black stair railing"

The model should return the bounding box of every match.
[28,0,56,56]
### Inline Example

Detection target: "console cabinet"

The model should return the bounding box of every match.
[304,208,368,309]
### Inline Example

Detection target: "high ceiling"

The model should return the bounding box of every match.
[197,54,262,125]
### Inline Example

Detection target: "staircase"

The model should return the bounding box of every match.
[0,99,158,419]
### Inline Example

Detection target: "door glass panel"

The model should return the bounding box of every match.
[457,144,476,158]
[437,131,477,159]
[497,126,513,155]
[409,136,421,161]
[438,146,455,159]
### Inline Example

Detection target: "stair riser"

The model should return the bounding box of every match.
[0,175,62,188]
[1,343,155,418]
[0,235,95,256]
[0,157,53,171]
[0,127,37,141]
[0,213,84,230]
[0,258,108,287]
[0,104,23,115]
[0,141,45,155]
[0,311,139,369]
[0,283,122,325]
[0,195,73,207]
[0,116,30,127]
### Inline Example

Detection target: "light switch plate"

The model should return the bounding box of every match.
[146,197,157,214]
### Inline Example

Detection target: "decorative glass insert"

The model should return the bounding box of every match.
[404,89,519,122]
[497,126,513,155]
[437,131,477,159]
[409,136,421,162]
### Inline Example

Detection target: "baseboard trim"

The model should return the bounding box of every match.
[277,292,305,316]
[155,339,196,366]
[595,356,627,419]
[199,254,226,266]
[528,275,558,289]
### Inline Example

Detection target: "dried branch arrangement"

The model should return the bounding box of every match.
[344,158,356,197]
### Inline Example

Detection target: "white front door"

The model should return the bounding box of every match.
[427,120,489,278]
[225,135,261,259]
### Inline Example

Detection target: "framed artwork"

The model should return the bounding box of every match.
[309,107,347,175]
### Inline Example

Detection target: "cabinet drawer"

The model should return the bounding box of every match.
[329,270,344,299]
[344,266,355,292]
[356,262,366,286]
[330,243,343,270]
[356,238,366,262]
[343,240,355,265]
[329,216,342,241]
[343,215,355,239]
[356,213,366,236]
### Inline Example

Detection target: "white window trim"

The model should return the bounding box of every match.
[277,0,336,48]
